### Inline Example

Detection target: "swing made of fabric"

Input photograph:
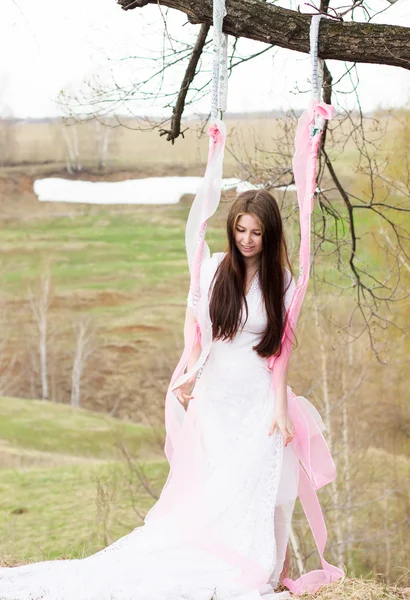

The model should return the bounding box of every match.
[145,7,344,596]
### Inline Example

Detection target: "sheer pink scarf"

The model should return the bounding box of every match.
[272,101,344,593]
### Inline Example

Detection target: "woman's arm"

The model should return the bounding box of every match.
[268,357,295,446]
[268,267,297,444]
[176,305,202,408]
[274,357,290,416]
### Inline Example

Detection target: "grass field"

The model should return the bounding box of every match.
[0,395,408,594]
[0,189,232,421]
[0,396,167,562]
[1,173,407,375]
[0,396,163,463]
[0,158,408,427]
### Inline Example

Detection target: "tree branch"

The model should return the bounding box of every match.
[117,0,410,70]
[159,22,210,143]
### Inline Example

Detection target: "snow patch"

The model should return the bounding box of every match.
[34,177,242,205]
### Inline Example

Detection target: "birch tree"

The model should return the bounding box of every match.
[28,269,52,401]
[71,317,95,408]
[95,119,111,171]
[61,119,82,174]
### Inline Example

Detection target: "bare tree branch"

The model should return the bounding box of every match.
[159,22,210,143]
[117,0,410,69]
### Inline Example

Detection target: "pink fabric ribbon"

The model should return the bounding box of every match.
[187,120,227,319]
[270,101,343,593]
[208,123,224,145]
[283,390,344,593]
[147,120,228,520]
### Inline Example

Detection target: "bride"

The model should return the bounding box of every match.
[0,189,333,599]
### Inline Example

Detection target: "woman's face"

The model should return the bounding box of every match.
[234,213,263,260]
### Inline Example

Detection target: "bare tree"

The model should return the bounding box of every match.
[313,291,344,569]
[113,0,410,127]
[341,342,353,573]
[100,2,410,356]
[61,119,82,174]
[288,526,305,577]
[94,118,111,170]
[71,317,95,408]
[28,268,52,401]
[117,0,410,71]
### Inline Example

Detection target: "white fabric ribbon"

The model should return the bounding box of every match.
[310,15,326,135]
[211,0,228,121]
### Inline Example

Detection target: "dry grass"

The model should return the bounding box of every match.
[0,565,407,599]
[310,576,410,599]
[0,112,399,177]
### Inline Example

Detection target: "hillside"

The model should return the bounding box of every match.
[0,396,163,467]
[0,396,167,562]
[0,397,408,597]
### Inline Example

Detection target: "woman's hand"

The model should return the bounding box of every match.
[269,410,295,446]
[176,376,196,409]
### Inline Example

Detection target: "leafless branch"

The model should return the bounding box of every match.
[159,22,210,143]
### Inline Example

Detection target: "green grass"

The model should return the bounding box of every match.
[0,397,163,461]
[1,179,404,313]
[0,396,168,562]
[0,460,168,561]
[0,199,226,297]
[0,211,190,292]
[0,397,408,577]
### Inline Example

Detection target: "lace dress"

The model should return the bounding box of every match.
[0,255,298,600]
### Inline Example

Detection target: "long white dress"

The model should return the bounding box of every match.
[0,254,300,600]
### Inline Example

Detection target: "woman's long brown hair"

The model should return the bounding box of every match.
[209,189,293,358]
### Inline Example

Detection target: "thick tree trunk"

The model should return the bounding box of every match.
[118,0,410,70]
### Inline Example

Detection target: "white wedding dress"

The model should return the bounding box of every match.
[0,256,299,600]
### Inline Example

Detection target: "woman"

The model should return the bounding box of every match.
[0,190,312,600]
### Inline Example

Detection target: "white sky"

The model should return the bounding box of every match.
[1,0,410,118]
